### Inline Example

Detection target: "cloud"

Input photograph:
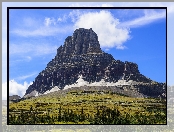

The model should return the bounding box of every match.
[11,56,32,62]
[69,10,82,23]
[9,80,33,98]
[9,56,33,67]
[44,17,56,26]
[10,16,73,37]
[10,43,58,56]
[12,15,64,35]
[118,9,166,28]
[2,80,33,100]
[10,26,71,37]
[57,14,68,22]
[73,10,130,49]
[15,72,37,81]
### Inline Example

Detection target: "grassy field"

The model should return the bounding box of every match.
[9,87,166,124]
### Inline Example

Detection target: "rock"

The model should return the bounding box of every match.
[9,95,21,102]
[24,28,166,99]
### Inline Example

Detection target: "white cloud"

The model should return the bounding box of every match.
[57,14,68,22]
[10,16,73,37]
[57,18,61,21]
[9,80,33,98]
[44,17,56,26]
[69,10,82,22]
[73,10,130,49]
[9,57,32,68]
[2,80,33,100]
[10,26,71,37]
[10,43,58,56]
[118,9,166,28]
[15,72,37,81]
[10,15,63,37]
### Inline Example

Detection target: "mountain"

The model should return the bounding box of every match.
[24,28,166,99]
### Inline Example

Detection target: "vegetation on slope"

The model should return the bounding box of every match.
[9,87,166,124]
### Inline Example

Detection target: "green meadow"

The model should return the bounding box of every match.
[9,87,166,124]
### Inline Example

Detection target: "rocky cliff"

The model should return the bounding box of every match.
[24,28,166,99]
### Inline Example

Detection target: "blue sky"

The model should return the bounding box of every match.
[2,2,174,100]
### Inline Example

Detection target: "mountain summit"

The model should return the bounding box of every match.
[24,28,166,99]
[57,28,102,55]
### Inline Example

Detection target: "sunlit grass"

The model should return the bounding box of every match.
[9,87,166,124]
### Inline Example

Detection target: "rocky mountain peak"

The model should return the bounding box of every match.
[57,28,102,55]
[24,28,166,99]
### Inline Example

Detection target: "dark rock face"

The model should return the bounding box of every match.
[57,28,102,55]
[25,28,166,98]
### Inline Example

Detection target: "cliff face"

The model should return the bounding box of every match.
[24,28,166,98]
[57,28,102,55]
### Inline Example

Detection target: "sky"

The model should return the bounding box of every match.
[2,2,174,100]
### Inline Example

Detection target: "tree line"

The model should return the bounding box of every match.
[9,105,166,124]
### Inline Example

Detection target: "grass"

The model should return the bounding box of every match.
[9,87,166,124]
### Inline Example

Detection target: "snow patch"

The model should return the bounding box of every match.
[25,75,140,96]
[63,75,134,90]
[44,86,60,94]
[64,75,89,90]
[23,90,41,98]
